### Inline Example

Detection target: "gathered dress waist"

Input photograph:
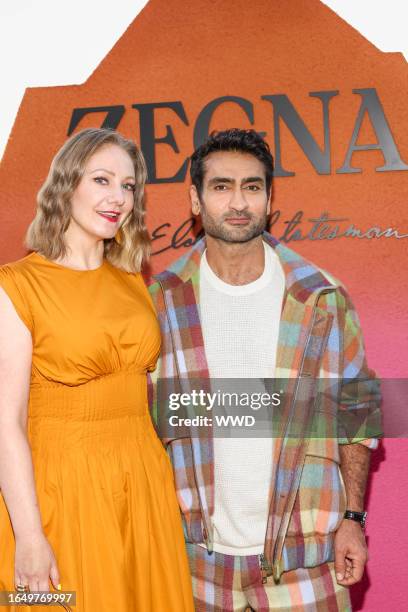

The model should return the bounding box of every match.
[28,370,153,452]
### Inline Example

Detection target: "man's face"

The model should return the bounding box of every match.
[190,151,270,244]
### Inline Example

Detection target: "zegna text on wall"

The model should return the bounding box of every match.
[68,88,408,184]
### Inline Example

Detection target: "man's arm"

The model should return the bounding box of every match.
[334,432,371,586]
[333,285,381,586]
[339,443,370,512]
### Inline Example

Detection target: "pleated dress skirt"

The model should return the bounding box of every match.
[0,372,194,612]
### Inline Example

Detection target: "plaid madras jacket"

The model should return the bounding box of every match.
[147,233,382,582]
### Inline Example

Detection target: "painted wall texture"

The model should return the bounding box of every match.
[0,1,407,609]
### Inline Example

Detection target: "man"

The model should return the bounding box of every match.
[148,129,381,611]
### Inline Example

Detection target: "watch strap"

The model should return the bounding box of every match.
[344,510,367,528]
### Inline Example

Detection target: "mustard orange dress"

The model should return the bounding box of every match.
[0,252,194,611]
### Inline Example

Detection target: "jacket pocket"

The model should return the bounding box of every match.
[286,440,346,538]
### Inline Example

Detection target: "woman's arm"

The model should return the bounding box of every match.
[0,287,59,592]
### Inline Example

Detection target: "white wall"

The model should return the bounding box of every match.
[0,0,406,159]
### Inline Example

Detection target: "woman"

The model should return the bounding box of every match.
[0,128,194,611]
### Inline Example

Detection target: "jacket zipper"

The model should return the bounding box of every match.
[157,279,213,550]
[259,553,271,584]
[270,286,337,580]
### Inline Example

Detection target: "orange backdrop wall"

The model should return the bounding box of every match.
[1,1,407,609]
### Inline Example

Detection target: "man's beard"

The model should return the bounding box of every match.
[200,207,268,244]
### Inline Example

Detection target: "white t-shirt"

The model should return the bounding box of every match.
[199,241,285,555]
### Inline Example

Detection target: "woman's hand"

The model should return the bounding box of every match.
[15,532,60,593]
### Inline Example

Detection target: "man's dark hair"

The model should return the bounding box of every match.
[190,128,274,197]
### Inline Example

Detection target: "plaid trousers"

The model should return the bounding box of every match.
[186,543,351,612]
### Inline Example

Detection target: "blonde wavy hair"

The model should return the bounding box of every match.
[26,128,150,272]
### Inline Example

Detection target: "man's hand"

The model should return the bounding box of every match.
[334,519,368,586]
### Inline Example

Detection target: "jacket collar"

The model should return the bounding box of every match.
[154,232,337,303]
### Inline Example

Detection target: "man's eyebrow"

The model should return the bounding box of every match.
[241,176,265,184]
[89,167,135,180]
[207,176,265,186]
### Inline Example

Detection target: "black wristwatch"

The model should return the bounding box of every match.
[344,510,367,529]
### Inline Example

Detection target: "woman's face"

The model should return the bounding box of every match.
[68,144,136,242]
